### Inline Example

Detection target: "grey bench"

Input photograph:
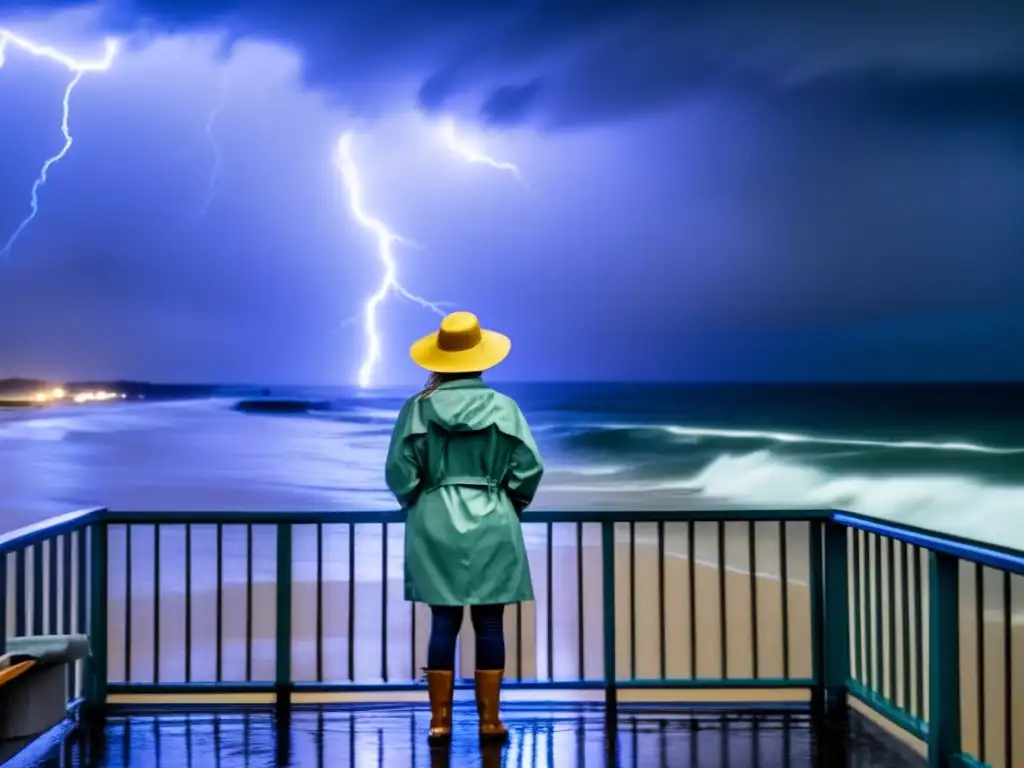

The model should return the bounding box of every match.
[0,635,90,742]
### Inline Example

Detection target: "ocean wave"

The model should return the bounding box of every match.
[661,425,1024,455]
[548,463,631,477]
[350,407,402,421]
[541,446,1024,546]
[0,398,231,441]
[257,396,1024,455]
[678,451,1024,543]
[560,421,1024,456]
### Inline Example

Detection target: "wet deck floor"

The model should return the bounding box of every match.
[11,704,922,767]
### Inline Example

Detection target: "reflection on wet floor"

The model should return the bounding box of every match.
[20,704,922,767]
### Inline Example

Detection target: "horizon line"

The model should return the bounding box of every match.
[4,376,1024,387]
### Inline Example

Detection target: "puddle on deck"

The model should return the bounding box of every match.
[11,704,922,767]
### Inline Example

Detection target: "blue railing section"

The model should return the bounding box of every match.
[94,510,824,700]
[0,507,101,703]
[3,507,1022,768]
[834,512,1024,768]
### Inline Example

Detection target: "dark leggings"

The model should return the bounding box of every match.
[427,604,505,671]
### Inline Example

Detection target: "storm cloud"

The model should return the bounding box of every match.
[11,0,1024,128]
[0,1,1022,382]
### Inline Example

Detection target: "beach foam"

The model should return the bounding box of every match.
[676,450,1024,544]
[566,421,1024,455]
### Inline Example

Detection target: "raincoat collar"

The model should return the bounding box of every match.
[435,377,488,391]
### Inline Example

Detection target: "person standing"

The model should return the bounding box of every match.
[385,311,543,742]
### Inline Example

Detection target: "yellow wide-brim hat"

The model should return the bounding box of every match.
[410,311,511,373]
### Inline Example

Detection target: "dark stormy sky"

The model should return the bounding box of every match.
[0,2,1022,384]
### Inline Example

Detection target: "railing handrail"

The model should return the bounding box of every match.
[0,506,104,554]
[7,507,1023,567]
[98,508,831,525]
[833,509,1024,575]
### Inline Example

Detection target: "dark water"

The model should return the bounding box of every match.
[255,382,1024,544]
[1,382,1023,545]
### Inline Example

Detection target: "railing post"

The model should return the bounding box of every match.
[275,522,293,713]
[14,550,26,637]
[85,521,108,714]
[0,553,6,656]
[601,520,617,711]
[807,519,852,768]
[928,551,961,768]
[601,519,618,760]
[824,521,850,715]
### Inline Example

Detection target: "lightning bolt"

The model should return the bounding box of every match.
[335,132,446,389]
[439,118,522,180]
[338,121,521,388]
[197,74,229,216]
[0,30,119,258]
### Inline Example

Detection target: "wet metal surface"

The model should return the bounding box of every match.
[14,704,923,767]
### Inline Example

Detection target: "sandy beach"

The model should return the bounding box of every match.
[954,563,1024,768]
[94,522,812,687]
[845,537,1024,768]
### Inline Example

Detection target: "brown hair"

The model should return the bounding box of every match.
[419,371,482,398]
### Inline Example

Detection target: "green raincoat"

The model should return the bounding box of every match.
[385,378,543,606]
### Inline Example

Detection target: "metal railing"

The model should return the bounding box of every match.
[94,510,825,702]
[833,512,1024,768]
[0,507,102,703]
[3,506,1023,768]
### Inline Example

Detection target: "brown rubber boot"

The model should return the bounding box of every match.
[474,669,508,741]
[426,670,454,742]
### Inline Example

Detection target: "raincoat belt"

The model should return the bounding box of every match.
[425,475,502,494]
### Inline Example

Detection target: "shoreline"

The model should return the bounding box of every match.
[101,543,813,686]
[98,526,812,685]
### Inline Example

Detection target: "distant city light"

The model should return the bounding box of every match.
[71,390,119,403]
[28,387,122,404]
